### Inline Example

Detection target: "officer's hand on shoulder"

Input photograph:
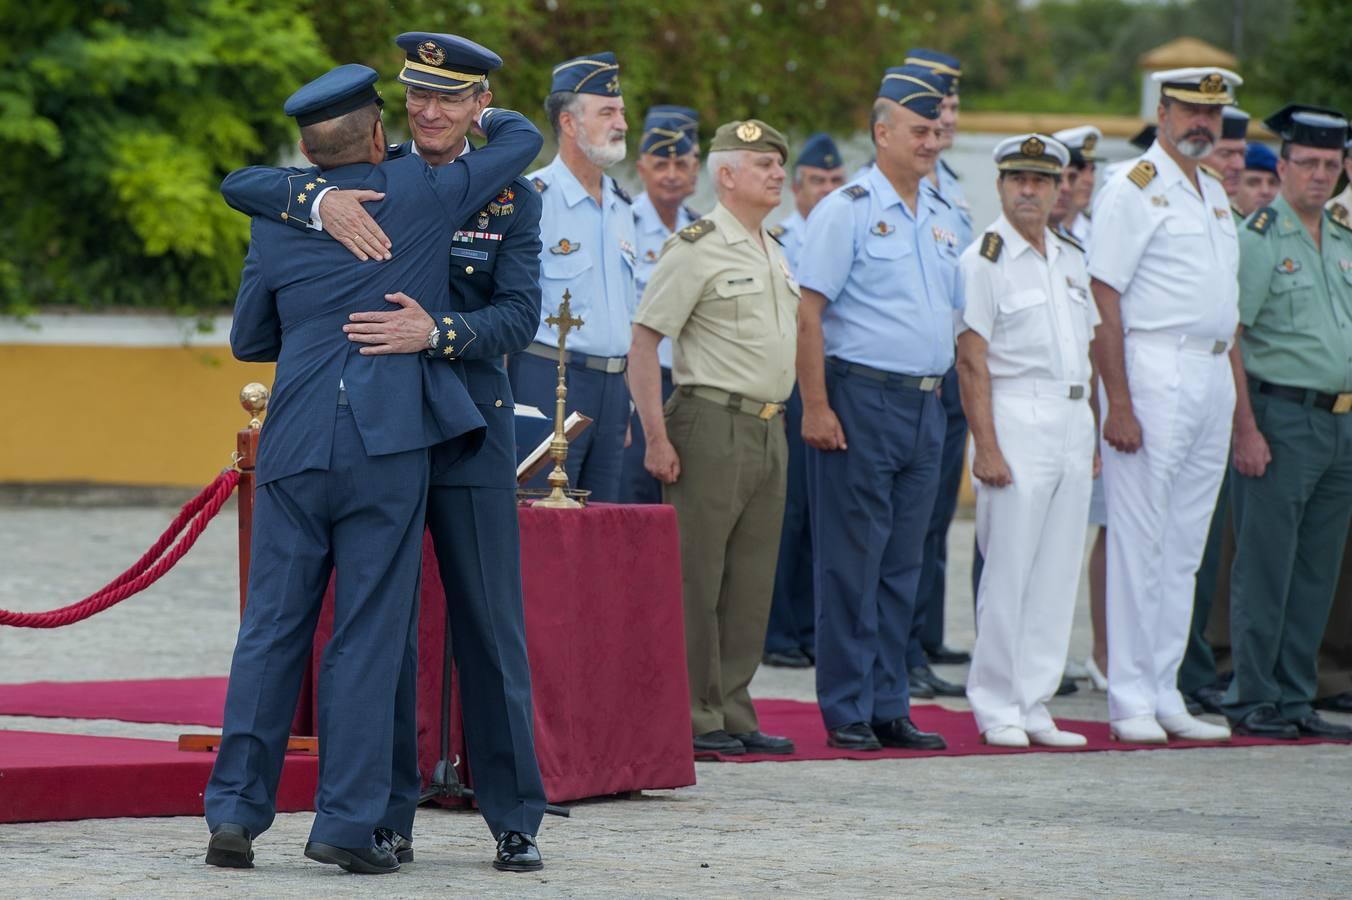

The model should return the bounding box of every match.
[318,190,390,261]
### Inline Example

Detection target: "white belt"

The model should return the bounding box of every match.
[1127,329,1231,355]
[990,377,1089,400]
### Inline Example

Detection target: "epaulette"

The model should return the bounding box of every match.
[1248,207,1275,234]
[1199,163,1222,181]
[679,219,715,242]
[925,183,951,209]
[940,159,959,180]
[843,185,869,200]
[1054,229,1085,253]
[1327,202,1351,232]
[979,232,1003,262]
[531,177,548,194]
[767,224,786,239]
[611,181,632,204]
[683,205,701,222]
[1126,160,1157,190]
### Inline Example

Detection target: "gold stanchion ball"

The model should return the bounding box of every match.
[240,383,270,428]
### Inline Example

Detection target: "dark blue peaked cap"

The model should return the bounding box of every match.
[550,52,622,96]
[904,48,962,95]
[877,65,946,120]
[795,133,843,169]
[640,106,699,156]
[1244,142,1278,174]
[395,32,501,93]
[284,64,382,127]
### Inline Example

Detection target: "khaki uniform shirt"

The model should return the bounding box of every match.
[1238,194,1352,394]
[634,202,798,403]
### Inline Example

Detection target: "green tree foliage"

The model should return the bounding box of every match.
[1260,0,1352,118]
[0,0,331,313]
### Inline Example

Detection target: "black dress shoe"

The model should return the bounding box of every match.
[762,648,813,668]
[730,730,795,754]
[1288,712,1352,741]
[909,664,965,698]
[1230,707,1299,740]
[874,716,947,750]
[1191,684,1227,716]
[925,644,971,665]
[494,831,543,872]
[826,722,882,751]
[1314,691,1352,713]
[205,823,254,869]
[373,827,413,864]
[693,730,746,755]
[1056,675,1079,696]
[304,841,400,874]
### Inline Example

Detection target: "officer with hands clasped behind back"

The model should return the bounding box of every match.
[795,64,963,753]
[1222,105,1352,742]
[212,33,550,873]
[958,135,1099,749]
[206,61,543,874]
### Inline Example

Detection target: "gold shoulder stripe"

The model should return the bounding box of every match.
[1126,160,1157,190]
[979,231,1003,262]
[679,219,715,242]
[1198,163,1222,181]
[531,177,548,193]
[1247,207,1275,235]
[1328,203,1352,232]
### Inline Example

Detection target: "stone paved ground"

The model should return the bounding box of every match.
[1,502,1350,898]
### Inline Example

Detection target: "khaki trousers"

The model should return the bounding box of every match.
[664,391,788,735]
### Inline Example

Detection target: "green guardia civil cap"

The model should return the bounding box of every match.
[708,119,788,163]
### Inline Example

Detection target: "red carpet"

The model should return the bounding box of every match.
[0,677,227,727]
[0,730,316,824]
[697,699,1343,761]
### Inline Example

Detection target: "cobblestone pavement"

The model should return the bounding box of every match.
[2,503,1350,898]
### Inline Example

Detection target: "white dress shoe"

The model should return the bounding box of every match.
[1028,728,1088,748]
[1158,712,1231,741]
[1110,715,1168,744]
[1084,657,1108,692]
[982,725,1030,748]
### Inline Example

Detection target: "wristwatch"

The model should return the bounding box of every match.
[426,325,441,351]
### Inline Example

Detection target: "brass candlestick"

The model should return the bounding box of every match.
[534,289,585,509]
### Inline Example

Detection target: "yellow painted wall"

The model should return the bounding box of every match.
[1,345,273,487]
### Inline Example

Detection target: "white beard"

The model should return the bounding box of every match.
[580,134,626,169]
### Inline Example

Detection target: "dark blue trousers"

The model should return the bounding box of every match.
[618,367,674,504]
[205,407,429,848]
[509,350,629,502]
[809,362,945,730]
[765,384,816,656]
[907,366,966,667]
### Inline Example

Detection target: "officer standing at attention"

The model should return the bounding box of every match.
[208,34,550,872]
[1222,105,1352,741]
[1202,106,1251,215]
[512,52,637,502]
[958,135,1098,748]
[205,64,543,874]
[904,48,973,694]
[762,131,846,670]
[1052,125,1102,248]
[1089,66,1241,744]
[1234,142,1281,218]
[796,64,960,752]
[620,105,701,504]
[630,120,799,757]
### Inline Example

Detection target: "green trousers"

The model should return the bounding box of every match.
[664,391,788,736]
[1223,392,1352,720]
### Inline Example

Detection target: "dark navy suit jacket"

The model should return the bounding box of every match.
[223,110,543,486]
[223,138,543,489]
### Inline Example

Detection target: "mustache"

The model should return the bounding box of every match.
[1183,127,1215,142]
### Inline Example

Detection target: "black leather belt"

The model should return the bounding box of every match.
[828,357,942,391]
[1253,379,1352,415]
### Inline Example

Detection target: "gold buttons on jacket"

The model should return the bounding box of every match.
[465,265,475,274]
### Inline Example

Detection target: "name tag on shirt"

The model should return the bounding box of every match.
[451,248,489,260]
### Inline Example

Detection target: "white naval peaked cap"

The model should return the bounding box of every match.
[1150,67,1242,105]
[992,134,1070,175]
[1051,125,1102,160]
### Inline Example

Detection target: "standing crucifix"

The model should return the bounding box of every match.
[535,290,585,508]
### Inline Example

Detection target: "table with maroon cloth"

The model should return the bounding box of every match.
[308,503,695,805]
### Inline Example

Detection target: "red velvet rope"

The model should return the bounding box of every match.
[0,469,241,629]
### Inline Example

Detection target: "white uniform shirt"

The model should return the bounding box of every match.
[959,214,1099,384]
[1088,141,1239,341]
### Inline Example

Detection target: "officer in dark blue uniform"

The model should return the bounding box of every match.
[212,34,549,873]
[204,63,542,875]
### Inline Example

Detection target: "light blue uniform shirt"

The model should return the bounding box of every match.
[774,210,807,274]
[528,155,638,358]
[797,163,964,376]
[633,192,696,370]
[935,158,974,251]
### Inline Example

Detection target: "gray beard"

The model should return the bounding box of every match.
[580,135,626,168]
[1176,136,1214,160]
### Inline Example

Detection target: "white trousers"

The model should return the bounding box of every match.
[968,384,1096,734]
[1102,337,1234,721]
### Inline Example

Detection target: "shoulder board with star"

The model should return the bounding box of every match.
[1054,229,1085,253]
[1198,163,1222,181]
[979,231,1003,262]
[1126,160,1157,190]
[842,185,869,200]
[611,181,632,204]
[531,176,549,194]
[1327,202,1352,232]
[767,224,786,239]
[679,219,715,242]
[924,183,951,209]
[1247,206,1276,235]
